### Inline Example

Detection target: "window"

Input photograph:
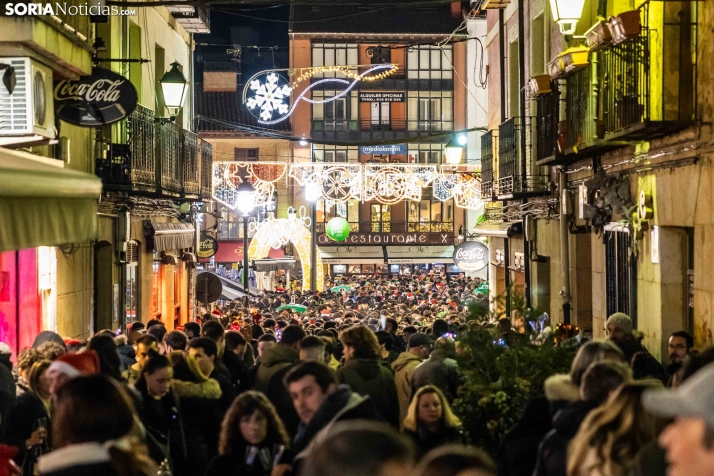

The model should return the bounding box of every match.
[371,102,390,127]
[407,45,453,80]
[312,44,359,78]
[407,195,454,232]
[317,199,359,232]
[151,260,162,320]
[605,230,637,325]
[312,145,359,162]
[509,39,520,119]
[313,90,357,131]
[368,46,391,65]
[407,143,443,164]
[126,241,139,324]
[218,202,273,239]
[531,14,546,75]
[174,261,182,327]
[407,91,453,131]
[235,148,259,161]
[371,204,391,232]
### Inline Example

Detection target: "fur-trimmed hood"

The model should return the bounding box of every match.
[544,374,579,403]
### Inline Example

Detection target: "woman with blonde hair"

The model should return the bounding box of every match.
[403,385,463,459]
[567,381,663,476]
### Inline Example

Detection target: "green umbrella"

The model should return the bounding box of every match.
[331,285,352,292]
[276,304,307,313]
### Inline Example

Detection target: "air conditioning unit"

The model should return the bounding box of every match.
[0,57,56,143]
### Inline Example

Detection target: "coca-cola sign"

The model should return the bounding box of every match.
[452,241,488,272]
[197,232,218,259]
[54,67,138,127]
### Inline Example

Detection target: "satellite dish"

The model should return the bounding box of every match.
[196,273,222,304]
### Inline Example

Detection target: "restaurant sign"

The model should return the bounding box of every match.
[358,91,405,102]
[54,67,138,127]
[452,241,488,271]
[317,232,451,246]
[197,232,218,259]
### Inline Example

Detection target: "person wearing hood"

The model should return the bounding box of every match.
[283,361,383,474]
[254,325,306,437]
[337,325,400,428]
[532,360,631,476]
[393,333,432,428]
[31,331,65,350]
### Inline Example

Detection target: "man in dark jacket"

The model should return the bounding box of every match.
[532,360,631,476]
[384,318,406,353]
[255,325,305,436]
[606,312,645,363]
[410,337,460,401]
[284,361,383,473]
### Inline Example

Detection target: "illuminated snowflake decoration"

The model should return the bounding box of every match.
[245,73,292,122]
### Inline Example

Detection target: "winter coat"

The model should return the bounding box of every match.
[404,424,463,459]
[122,364,141,386]
[496,396,552,476]
[532,400,599,476]
[37,443,119,476]
[115,339,136,373]
[289,385,383,472]
[543,374,580,416]
[222,350,251,394]
[390,333,406,353]
[254,345,301,436]
[410,350,460,401]
[0,357,15,438]
[391,352,423,427]
[630,440,667,476]
[337,358,400,428]
[1,391,49,475]
[618,336,647,365]
[206,444,287,476]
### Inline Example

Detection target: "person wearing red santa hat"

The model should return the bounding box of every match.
[46,351,100,395]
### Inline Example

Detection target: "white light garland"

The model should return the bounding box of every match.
[212,161,287,211]
[363,164,438,204]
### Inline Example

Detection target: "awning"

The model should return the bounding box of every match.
[254,259,296,272]
[0,147,102,252]
[144,221,195,252]
[197,270,249,301]
[207,240,284,263]
[472,222,522,238]
[386,245,454,264]
[318,246,385,264]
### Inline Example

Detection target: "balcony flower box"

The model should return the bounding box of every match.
[585,21,612,51]
[528,75,552,97]
[561,47,590,74]
[548,57,565,80]
[609,10,641,44]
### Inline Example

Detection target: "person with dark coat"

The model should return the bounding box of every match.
[187,338,237,418]
[206,392,290,476]
[337,325,400,428]
[0,344,16,438]
[282,361,383,474]
[223,331,252,394]
[385,317,406,353]
[606,312,645,364]
[114,335,136,373]
[410,337,460,401]
[496,396,552,476]
[402,385,463,459]
[532,360,631,476]
[254,326,305,436]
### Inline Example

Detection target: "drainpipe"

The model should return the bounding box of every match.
[499,10,506,123]
[517,0,531,309]
[559,168,571,324]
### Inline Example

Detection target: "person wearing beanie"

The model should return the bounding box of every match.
[606,313,645,364]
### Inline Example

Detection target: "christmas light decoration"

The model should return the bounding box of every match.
[289,163,363,204]
[248,208,324,291]
[434,164,483,210]
[212,161,287,210]
[363,164,438,204]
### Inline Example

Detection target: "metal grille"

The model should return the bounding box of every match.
[200,141,213,199]
[480,131,495,199]
[535,88,560,162]
[497,117,545,196]
[127,105,155,186]
[566,66,594,149]
[605,230,637,326]
[603,36,649,133]
[181,129,200,195]
[126,241,139,264]
[157,121,181,192]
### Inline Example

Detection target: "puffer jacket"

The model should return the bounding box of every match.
[391,351,422,428]
[337,358,399,428]
[254,345,298,394]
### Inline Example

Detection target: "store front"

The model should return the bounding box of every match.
[0,148,101,355]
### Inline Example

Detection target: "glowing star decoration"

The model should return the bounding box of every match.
[245,73,292,122]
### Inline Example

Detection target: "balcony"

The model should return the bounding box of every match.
[95,105,212,200]
[497,117,549,200]
[360,119,406,132]
[534,85,563,166]
[480,130,497,201]
[164,6,210,34]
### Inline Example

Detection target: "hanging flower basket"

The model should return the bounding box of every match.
[528,75,552,97]
[609,10,641,44]
[585,21,612,51]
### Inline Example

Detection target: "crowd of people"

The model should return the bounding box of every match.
[0,271,711,476]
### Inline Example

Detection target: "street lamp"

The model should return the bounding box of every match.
[444,135,465,165]
[160,61,188,121]
[236,180,255,296]
[305,183,319,292]
[549,0,586,35]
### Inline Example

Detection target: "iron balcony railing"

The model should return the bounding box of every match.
[359,119,407,131]
[480,130,496,200]
[316,221,454,234]
[565,66,598,151]
[535,86,560,163]
[602,36,649,135]
[498,117,549,197]
[95,104,212,199]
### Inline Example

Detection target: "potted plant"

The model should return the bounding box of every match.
[528,75,552,97]
[561,47,590,74]
[548,57,565,80]
[585,21,612,51]
[609,10,641,44]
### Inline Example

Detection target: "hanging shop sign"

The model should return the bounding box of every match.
[452,241,489,272]
[53,67,138,126]
[325,217,351,242]
[359,144,406,155]
[197,232,218,259]
[318,232,451,246]
[359,91,405,102]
